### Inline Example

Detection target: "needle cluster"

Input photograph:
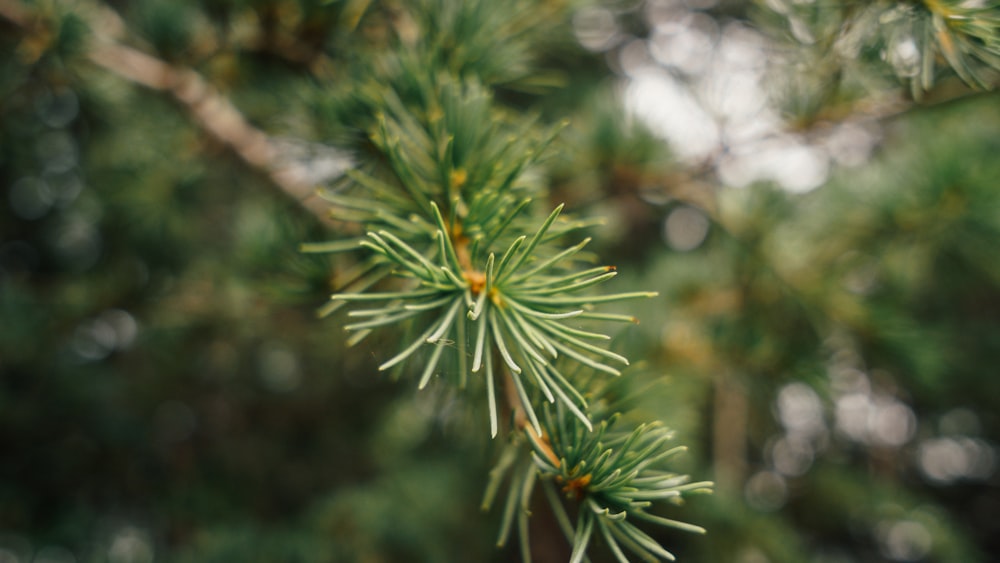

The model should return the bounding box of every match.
[484,404,713,563]
[303,1,712,560]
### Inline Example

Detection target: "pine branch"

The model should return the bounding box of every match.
[297,1,714,558]
[2,0,717,559]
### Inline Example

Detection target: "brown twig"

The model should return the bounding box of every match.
[501,362,560,467]
[0,0,27,27]
[0,0,335,224]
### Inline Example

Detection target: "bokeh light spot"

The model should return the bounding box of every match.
[107,526,153,563]
[35,131,78,175]
[770,435,815,477]
[573,7,620,52]
[870,401,916,447]
[9,177,53,220]
[919,437,997,484]
[877,519,932,561]
[258,343,302,393]
[663,205,710,251]
[776,382,826,438]
[745,470,788,512]
[35,88,79,129]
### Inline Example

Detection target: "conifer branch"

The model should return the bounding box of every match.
[1,0,719,559]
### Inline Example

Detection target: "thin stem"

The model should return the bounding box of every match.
[502,363,560,468]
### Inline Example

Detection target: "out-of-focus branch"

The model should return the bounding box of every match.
[0,0,338,225]
[0,0,27,27]
[712,373,748,494]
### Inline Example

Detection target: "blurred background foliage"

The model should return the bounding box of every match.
[1,0,999,561]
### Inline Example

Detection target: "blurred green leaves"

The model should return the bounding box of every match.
[757,0,1000,99]
[3,0,1000,562]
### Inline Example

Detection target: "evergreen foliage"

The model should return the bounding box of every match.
[300,4,711,557]
[1,0,999,562]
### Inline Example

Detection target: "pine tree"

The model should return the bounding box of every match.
[1,1,998,562]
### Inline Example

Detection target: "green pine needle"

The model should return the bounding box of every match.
[494,404,714,562]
